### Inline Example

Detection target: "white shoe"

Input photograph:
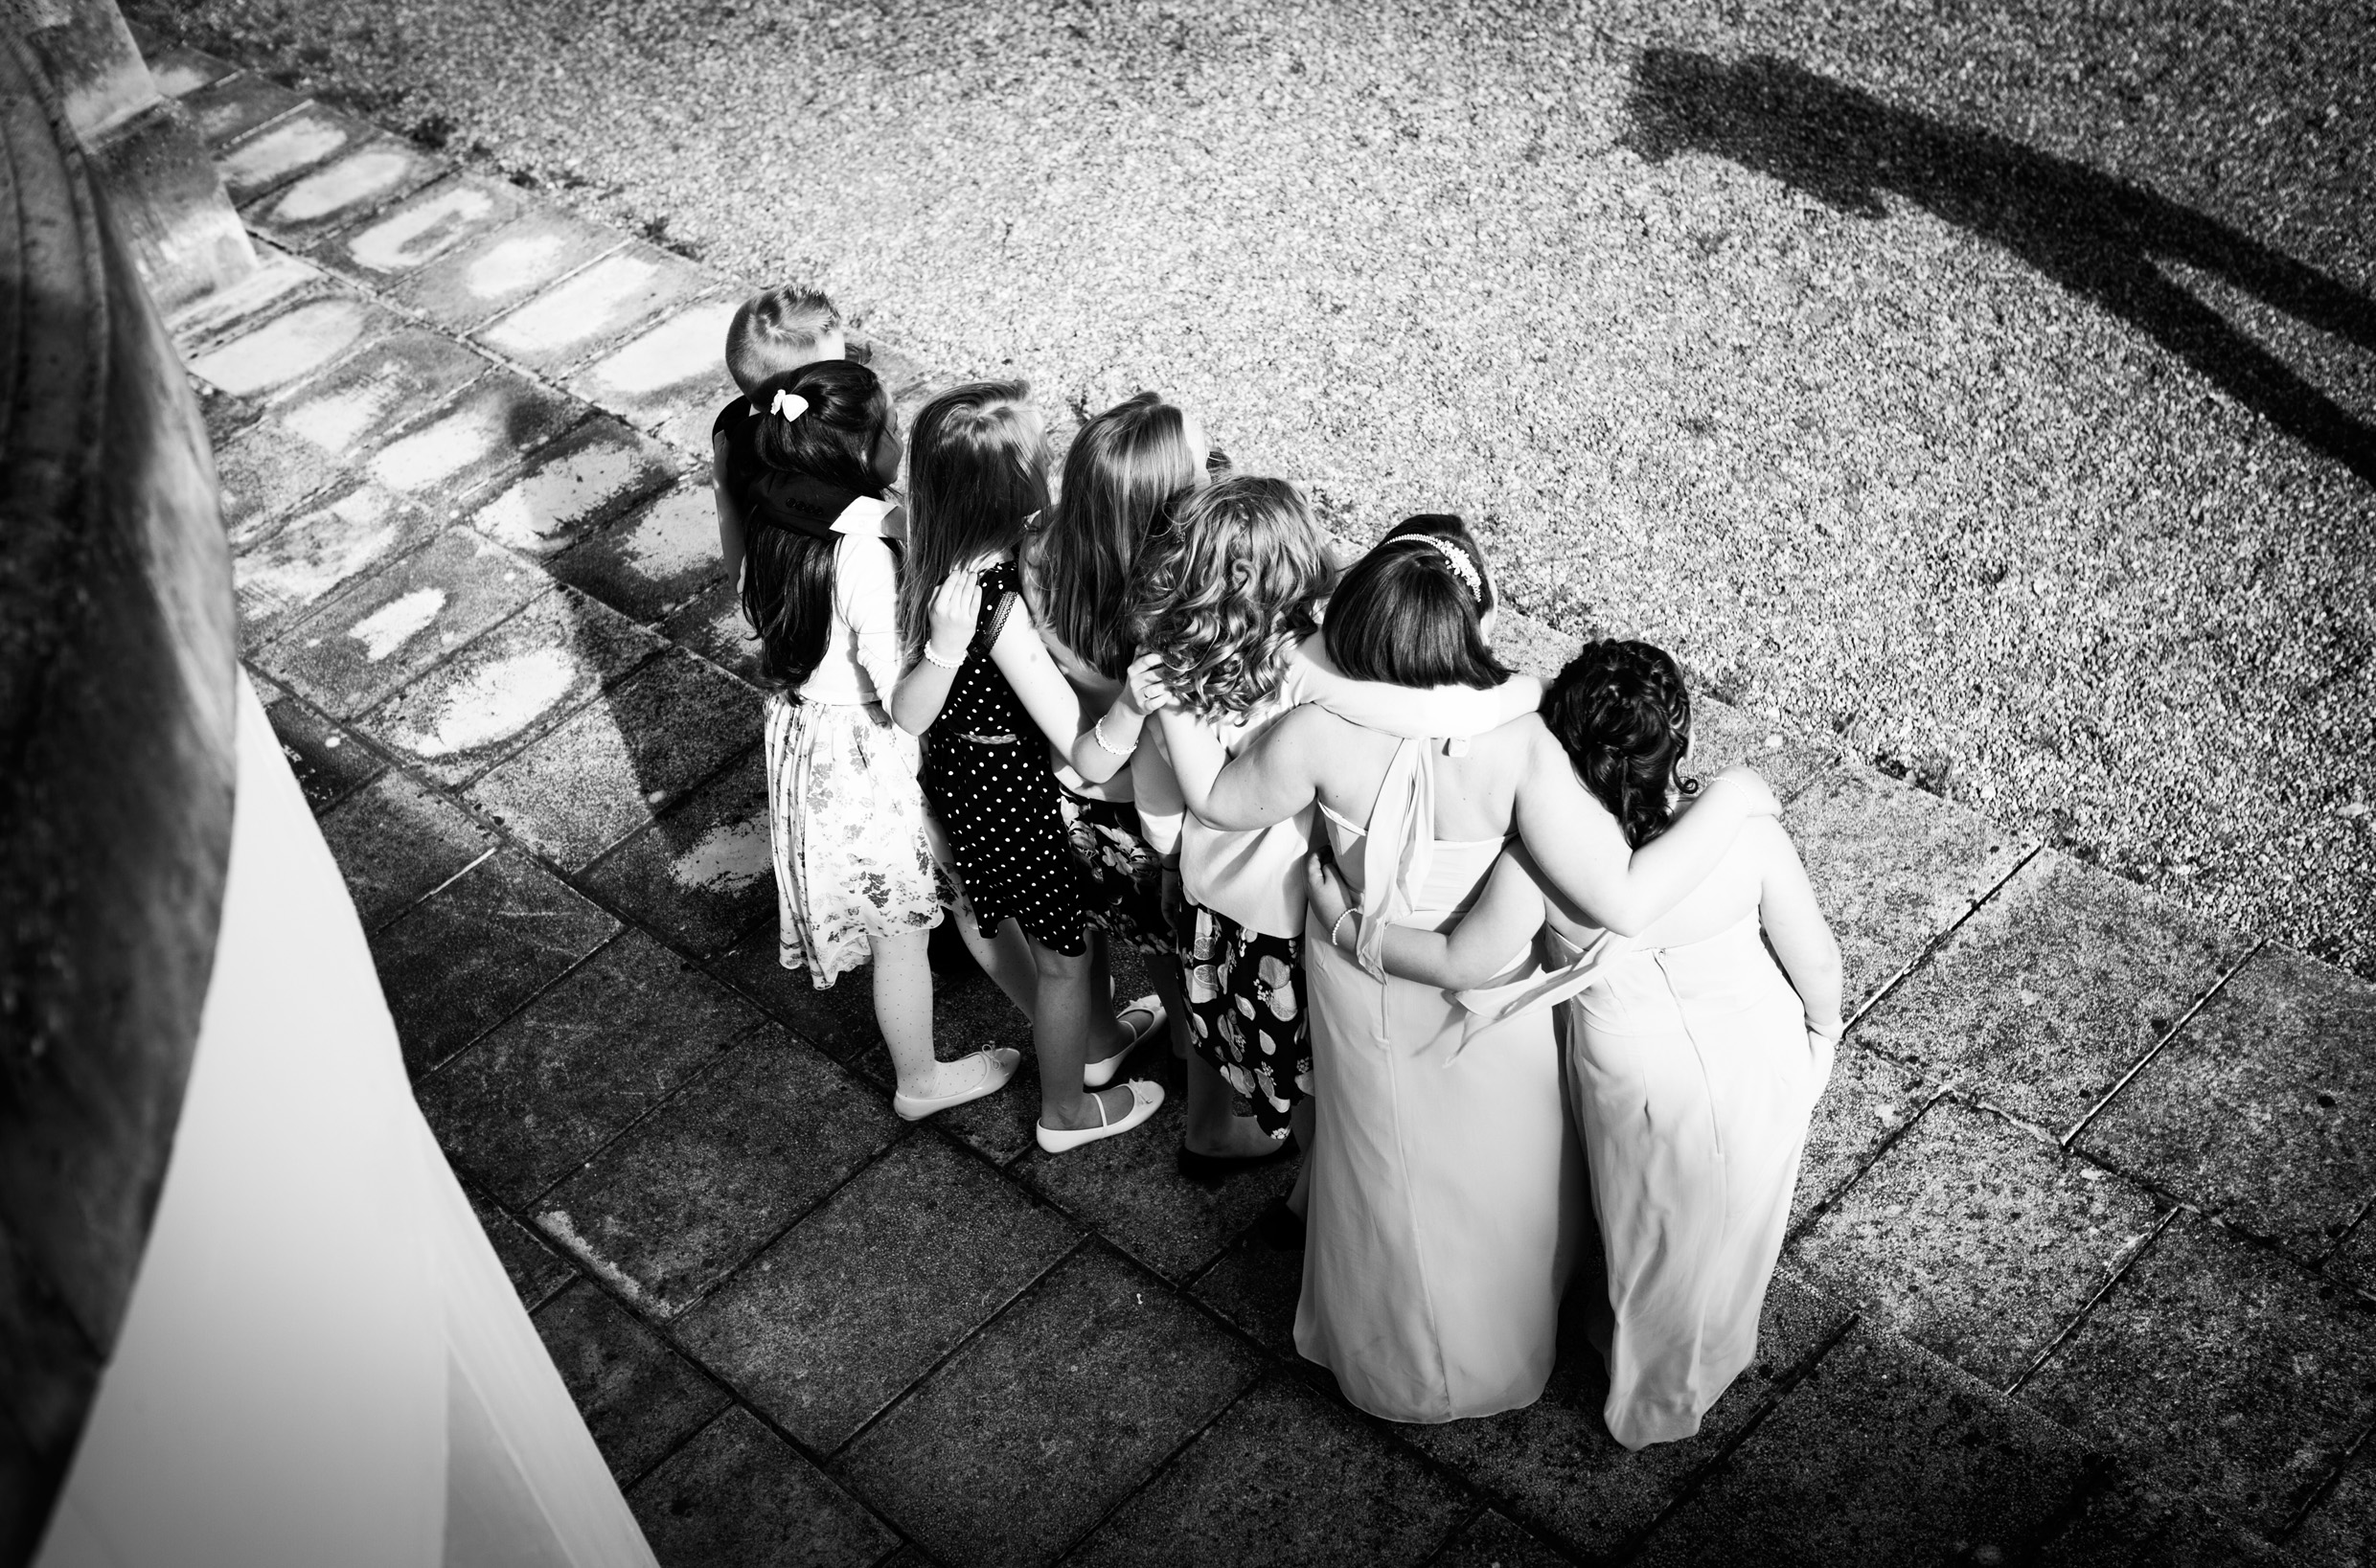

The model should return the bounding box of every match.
[893,1048,1021,1122]
[1084,994,1166,1090]
[1036,1079,1166,1154]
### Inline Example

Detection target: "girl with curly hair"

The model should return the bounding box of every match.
[1131,489,1541,1186]
[1306,639,1840,1445]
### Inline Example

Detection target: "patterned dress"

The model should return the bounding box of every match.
[920,560,1093,954]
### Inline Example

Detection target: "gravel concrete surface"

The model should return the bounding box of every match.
[138,0,2376,975]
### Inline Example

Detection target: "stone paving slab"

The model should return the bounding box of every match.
[240,136,445,250]
[185,292,389,395]
[414,929,755,1202]
[627,1406,900,1568]
[234,482,442,640]
[464,651,755,870]
[1186,1232,1305,1362]
[357,584,665,788]
[674,1134,1078,1456]
[323,170,526,284]
[1790,1039,1932,1229]
[464,415,683,558]
[1405,1268,1850,1562]
[577,752,773,958]
[564,295,742,449]
[165,243,329,352]
[314,769,493,932]
[1692,696,1844,804]
[1850,849,2256,1132]
[834,1245,1263,1568]
[268,327,491,459]
[531,1279,731,1485]
[2292,1443,2375,1568]
[179,71,303,150]
[534,1029,902,1318]
[656,579,756,674]
[1065,1373,1474,1568]
[368,848,621,1077]
[548,480,728,625]
[145,43,234,100]
[217,101,366,204]
[2328,1220,2376,1297]
[388,204,629,331]
[2021,1211,2376,1536]
[467,1179,577,1315]
[1430,1510,1578,1568]
[259,526,546,718]
[2077,944,2376,1262]
[363,368,587,517]
[257,680,386,812]
[1789,1099,2163,1390]
[212,414,351,548]
[1786,765,2034,1011]
[475,242,712,375]
[2033,1472,2290,1567]
[1634,1323,2096,1568]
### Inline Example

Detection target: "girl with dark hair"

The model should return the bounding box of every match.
[1158,528,1783,1424]
[1308,639,1841,1448]
[742,359,1018,1122]
[890,382,1167,1154]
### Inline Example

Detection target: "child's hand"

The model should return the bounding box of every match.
[1124,649,1173,716]
[925,562,983,659]
[1305,853,1352,934]
[1712,764,1782,819]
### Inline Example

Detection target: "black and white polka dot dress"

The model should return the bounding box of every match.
[920,560,1092,955]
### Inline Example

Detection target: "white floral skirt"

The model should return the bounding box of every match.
[765,693,945,988]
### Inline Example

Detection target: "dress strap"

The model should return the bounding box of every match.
[1352,737,1434,980]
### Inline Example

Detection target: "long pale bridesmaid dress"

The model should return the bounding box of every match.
[1462,912,1827,1448]
[1294,737,1584,1424]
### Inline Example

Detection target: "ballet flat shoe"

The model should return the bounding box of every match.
[1036,1079,1166,1154]
[1083,994,1167,1090]
[893,1048,1021,1122]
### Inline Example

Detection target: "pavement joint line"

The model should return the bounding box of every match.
[2057,936,2269,1150]
[1839,838,2047,1036]
[2317,1194,2376,1273]
[1782,1079,1956,1248]
[821,1232,1099,1466]
[2001,1203,2183,1400]
[405,920,637,1092]
[398,843,498,921]
[2278,1405,2376,1544]
[1412,1502,1497,1568]
[1041,1358,1276,1566]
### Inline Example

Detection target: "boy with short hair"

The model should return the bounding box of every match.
[715,286,845,588]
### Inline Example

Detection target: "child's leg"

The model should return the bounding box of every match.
[1032,935,1139,1132]
[871,928,951,1096]
[946,869,1039,1020]
[1181,1052,1282,1157]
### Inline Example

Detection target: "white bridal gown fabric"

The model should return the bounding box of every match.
[1294,737,1583,1424]
[34,675,655,1568]
[1465,913,1825,1449]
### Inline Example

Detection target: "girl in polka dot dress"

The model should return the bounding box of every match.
[890,381,1167,1154]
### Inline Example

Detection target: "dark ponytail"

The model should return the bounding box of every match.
[1539,640,1700,849]
[741,359,894,693]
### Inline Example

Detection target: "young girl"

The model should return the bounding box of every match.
[1308,640,1840,1446]
[890,381,1167,1153]
[740,359,1017,1121]
[1130,491,1542,1187]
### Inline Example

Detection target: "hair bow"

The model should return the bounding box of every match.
[771,389,810,422]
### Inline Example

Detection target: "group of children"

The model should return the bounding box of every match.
[711,281,1847,1443]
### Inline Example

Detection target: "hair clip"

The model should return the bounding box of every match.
[1421,536,1482,600]
[771,389,810,422]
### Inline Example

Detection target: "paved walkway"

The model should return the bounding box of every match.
[139,27,2375,1567]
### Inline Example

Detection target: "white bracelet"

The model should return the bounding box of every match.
[1091,711,1133,758]
[922,642,966,670]
[1330,907,1359,949]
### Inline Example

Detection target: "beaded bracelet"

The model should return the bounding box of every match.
[921,642,967,670]
[1091,712,1133,758]
[1330,907,1359,949]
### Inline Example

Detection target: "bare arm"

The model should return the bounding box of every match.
[1160,702,1327,829]
[1306,849,1547,989]
[990,600,1105,761]
[1515,720,1780,937]
[888,562,979,736]
[712,432,747,598]
[1291,642,1544,738]
[1130,695,1186,862]
[1751,819,1844,1038]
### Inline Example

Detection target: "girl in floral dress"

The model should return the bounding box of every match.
[742,359,1017,1121]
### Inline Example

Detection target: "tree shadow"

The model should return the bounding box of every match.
[1623,49,2376,486]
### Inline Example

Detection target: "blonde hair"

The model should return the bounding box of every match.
[726,286,840,393]
[900,381,1050,668]
[1131,476,1334,719]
